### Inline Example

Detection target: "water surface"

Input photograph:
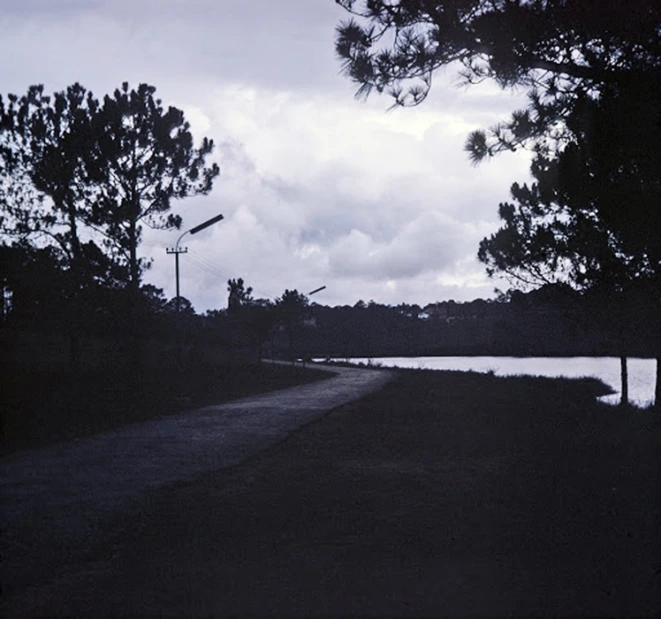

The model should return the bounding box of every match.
[331,356,657,408]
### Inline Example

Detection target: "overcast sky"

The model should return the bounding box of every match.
[2,0,533,310]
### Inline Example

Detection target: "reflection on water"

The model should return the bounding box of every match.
[336,356,657,408]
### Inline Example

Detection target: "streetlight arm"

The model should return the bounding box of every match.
[175,230,190,251]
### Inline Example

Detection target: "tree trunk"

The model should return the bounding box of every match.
[655,356,660,411]
[67,202,82,266]
[620,355,629,407]
[67,198,83,373]
[126,219,142,369]
[128,220,140,294]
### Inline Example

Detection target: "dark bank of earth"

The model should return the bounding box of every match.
[7,369,661,616]
[1,361,330,453]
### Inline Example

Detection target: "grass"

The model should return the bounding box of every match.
[8,367,658,616]
[1,360,332,453]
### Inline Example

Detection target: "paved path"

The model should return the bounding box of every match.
[1,363,392,596]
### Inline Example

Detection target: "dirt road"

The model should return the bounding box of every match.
[1,362,392,609]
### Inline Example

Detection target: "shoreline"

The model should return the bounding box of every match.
[317,356,657,409]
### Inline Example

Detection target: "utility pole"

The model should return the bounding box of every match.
[166,213,224,312]
[166,246,188,303]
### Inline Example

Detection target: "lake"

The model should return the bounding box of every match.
[327,356,658,408]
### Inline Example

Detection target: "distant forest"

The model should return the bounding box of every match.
[285,284,658,359]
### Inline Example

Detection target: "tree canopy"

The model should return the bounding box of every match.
[0,84,107,283]
[335,1,661,155]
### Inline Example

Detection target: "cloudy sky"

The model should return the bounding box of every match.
[2,0,533,310]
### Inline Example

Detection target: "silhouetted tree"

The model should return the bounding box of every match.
[477,158,632,292]
[88,83,220,296]
[1,85,117,366]
[478,107,661,405]
[2,85,90,251]
[335,1,660,272]
[227,277,253,312]
[139,284,168,316]
[275,289,309,358]
[471,38,661,405]
[164,295,196,316]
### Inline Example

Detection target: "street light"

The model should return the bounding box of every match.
[166,213,224,308]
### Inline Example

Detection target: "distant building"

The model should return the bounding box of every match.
[303,316,317,328]
[422,303,448,321]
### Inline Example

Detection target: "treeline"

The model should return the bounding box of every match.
[298,284,659,359]
[6,249,657,368]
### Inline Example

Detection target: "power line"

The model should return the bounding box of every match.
[142,240,234,279]
[187,250,235,280]
[188,249,230,274]
[186,254,230,281]
[142,239,234,276]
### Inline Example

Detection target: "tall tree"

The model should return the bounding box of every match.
[88,83,220,295]
[1,84,119,367]
[224,278,277,358]
[478,140,660,405]
[242,298,277,360]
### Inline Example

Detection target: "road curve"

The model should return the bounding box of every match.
[1,362,393,596]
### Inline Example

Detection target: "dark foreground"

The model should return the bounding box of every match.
[4,370,661,616]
